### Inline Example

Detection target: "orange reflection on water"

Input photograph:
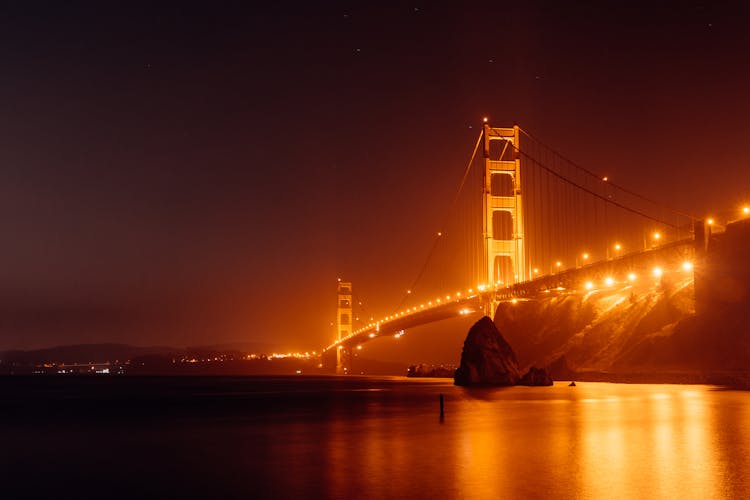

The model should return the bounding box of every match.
[283,382,750,498]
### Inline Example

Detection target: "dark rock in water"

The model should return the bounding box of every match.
[518,366,554,386]
[407,363,454,378]
[454,316,520,386]
[568,381,576,387]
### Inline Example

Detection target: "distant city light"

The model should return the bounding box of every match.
[628,273,637,282]
[653,267,663,278]
[682,261,693,271]
[585,281,594,290]
[605,277,614,286]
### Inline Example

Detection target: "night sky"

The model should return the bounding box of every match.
[2,1,749,352]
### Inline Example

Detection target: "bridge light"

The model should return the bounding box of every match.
[653,266,663,278]
[468,288,473,293]
[356,345,362,350]
[556,261,562,268]
[653,232,661,241]
[602,176,608,182]
[533,268,539,274]
[585,281,594,290]
[628,273,637,282]
[407,290,412,294]
[456,292,462,297]
[437,231,442,236]
[707,218,714,226]
[369,333,375,338]
[483,117,488,123]
[436,298,441,303]
[605,277,614,286]
[682,261,693,271]
[614,243,622,251]
[420,304,425,308]
[477,285,486,291]
[582,253,589,260]
[743,206,750,215]
[428,301,432,305]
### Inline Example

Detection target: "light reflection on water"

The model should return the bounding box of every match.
[280,381,750,499]
[1,378,749,498]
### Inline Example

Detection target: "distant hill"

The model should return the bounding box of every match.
[0,343,178,364]
[0,341,283,365]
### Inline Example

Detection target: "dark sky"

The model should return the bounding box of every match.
[1,1,749,351]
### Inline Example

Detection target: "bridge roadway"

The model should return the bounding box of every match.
[323,238,696,355]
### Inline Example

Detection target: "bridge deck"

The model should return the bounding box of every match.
[324,238,695,353]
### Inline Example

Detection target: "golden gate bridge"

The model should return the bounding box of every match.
[323,121,730,373]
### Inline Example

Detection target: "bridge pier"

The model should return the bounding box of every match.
[336,346,351,375]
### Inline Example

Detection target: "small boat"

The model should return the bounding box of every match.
[568,381,576,387]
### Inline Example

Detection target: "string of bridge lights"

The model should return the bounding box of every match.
[325,204,750,353]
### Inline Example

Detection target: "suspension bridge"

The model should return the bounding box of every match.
[322,122,708,374]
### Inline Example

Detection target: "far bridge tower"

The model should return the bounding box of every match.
[336,281,353,374]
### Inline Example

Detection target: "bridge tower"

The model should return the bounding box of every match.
[482,123,526,315]
[336,281,353,374]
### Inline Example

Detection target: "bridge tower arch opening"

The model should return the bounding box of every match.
[483,124,526,315]
[336,281,353,374]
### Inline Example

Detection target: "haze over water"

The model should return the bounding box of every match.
[2,376,748,499]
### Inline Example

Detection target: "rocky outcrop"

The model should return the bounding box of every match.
[454,316,521,386]
[518,366,553,386]
[548,355,577,381]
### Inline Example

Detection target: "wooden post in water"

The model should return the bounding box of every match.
[439,393,444,418]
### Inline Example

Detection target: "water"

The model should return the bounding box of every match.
[1,376,748,499]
